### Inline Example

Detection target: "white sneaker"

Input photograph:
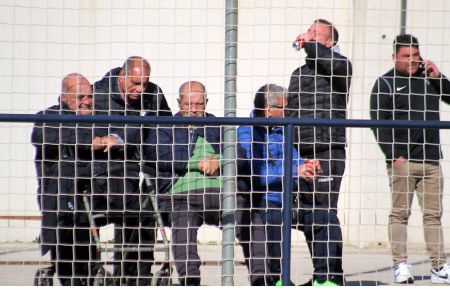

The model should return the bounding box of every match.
[431,263,450,284]
[394,262,414,284]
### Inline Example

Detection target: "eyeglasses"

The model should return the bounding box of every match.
[180,102,206,108]
[268,105,285,110]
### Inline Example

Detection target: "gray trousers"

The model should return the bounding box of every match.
[170,192,221,285]
[170,191,268,285]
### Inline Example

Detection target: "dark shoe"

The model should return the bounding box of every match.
[250,277,267,286]
[180,277,201,286]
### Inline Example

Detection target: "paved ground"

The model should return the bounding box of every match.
[0,242,445,286]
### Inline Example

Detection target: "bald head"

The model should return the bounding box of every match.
[118,56,151,102]
[178,81,207,117]
[60,73,93,115]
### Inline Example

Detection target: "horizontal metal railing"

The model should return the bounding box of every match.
[2,113,450,129]
[2,113,450,285]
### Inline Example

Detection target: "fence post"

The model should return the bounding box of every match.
[222,0,238,286]
[282,124,294,286]
[400,0,407,34]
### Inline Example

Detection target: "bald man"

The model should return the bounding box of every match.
[31,73,96,285]
[60,73,93,115]
[92,56,172,285]
[143,81,222,285]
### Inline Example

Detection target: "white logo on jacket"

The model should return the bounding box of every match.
[396,85,407,92]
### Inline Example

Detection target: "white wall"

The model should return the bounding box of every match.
[0,0,449,247]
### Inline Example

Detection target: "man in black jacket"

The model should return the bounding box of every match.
[287,19,351,286]
[92,56,172,285]
[145,81,269,286]
[32,73,95,285]
[144,81,222,286]
[370,34,450,284]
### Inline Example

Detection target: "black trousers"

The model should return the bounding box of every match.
[50,214,96,286]
[299,148,346,210]
[296,148,345,284]
[294,205,344,284]
[235,194,271,286]
[112,213,156,285]
[93,176,156,285]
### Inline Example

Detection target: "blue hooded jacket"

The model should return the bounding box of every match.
[237,125,304,205]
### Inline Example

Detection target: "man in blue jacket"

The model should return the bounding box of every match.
[238,84,319,285]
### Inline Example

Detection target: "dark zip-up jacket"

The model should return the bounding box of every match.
[370,68,450,161]
[31,102,94,255]
[143,112,221,196]
[93,67,172,162]
[287,42,352,156]
[144,112,251,212]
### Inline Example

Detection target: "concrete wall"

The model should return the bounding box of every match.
[0,0,449,248]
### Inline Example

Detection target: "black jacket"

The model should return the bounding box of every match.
[144,112,221,196]
[144,112,250,199]
[93,67,172,162]
[31,102,94,255]
[370,68,450,161]
[287,42,352,155]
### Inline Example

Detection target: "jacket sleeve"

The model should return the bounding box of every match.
[370,77,395,160]
[264,131,299,188]
[237,126,262,185]
[239,127,289,190]
[154,86,173,117]
[31,110,68,160]
[187,126,223,170]
[304,41,353,93]
[144,128,173,170]
[143,128,158,170]
[31,121,59,161]
[287,68,301,118]
[430,74,450,105]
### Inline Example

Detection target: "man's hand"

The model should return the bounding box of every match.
[422,60,441,78]
[393,156,406,169]
[198,156,220,176]
[92,135,118,153]
[295,32,312,47]
[298,160,322,181]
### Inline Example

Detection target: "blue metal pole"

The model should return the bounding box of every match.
[5,114,450,129]
[281,124,294,286]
